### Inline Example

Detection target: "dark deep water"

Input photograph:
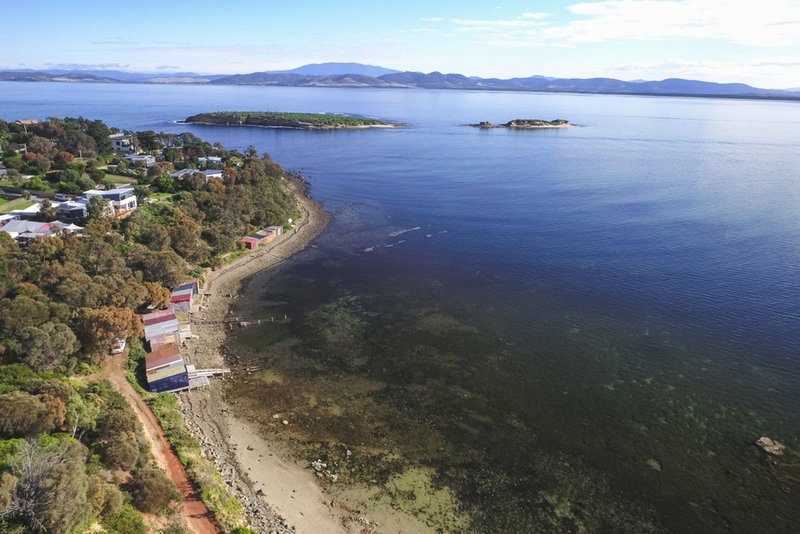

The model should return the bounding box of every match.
[2,82,799,531]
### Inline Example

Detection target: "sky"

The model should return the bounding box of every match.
[3,0,800,88]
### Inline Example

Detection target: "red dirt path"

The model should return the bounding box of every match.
[103,353,219,534]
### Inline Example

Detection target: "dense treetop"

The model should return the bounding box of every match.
[185,111,396,129]
[0,117,298,532]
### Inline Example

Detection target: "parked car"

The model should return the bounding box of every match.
[110,338,127,354]
[54,193,70,201]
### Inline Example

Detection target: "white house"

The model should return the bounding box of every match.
[109,133,136,154]
[85,187,138,215]
[124,154,156,167]
[170,168,223,181]
[198,156,222,167]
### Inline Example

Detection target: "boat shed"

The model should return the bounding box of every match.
[239,225,283,250]
[266,225,284,238]
[142,309,180,351]
[144,344,189,392]
[170,279,200,311]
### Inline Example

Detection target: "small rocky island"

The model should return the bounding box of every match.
[470,119,573,129]
[184,111,399,129]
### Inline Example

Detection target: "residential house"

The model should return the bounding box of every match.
[55,198,89,219]
[123,154,156,167]
[0,218,83,242]
[170,168,223,181]
[0,219,53,240]
[170,168,197,180]
[15,119,38,133]
[109,132,136,154]
[198,156,222,167]
[85,187,138,216]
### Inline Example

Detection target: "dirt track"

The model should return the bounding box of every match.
[103,353,219,534]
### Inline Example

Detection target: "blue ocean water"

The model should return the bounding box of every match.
[2,82,799,531]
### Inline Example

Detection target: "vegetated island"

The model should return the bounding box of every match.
[470,119,573,129]
[184,111,399,129]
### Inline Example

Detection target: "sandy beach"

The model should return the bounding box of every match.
[178,176,430,533]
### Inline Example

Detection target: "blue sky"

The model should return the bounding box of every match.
[4,0,800,88]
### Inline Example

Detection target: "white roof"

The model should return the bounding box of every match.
[85,187,134,196]
[52,221,84,231]
[170,168,197,178]
[13,202,42,214]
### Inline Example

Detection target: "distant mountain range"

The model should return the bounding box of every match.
[269,62,400,77]
[1,62,798,100]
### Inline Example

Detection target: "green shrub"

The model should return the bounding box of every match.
[128,466,179,514]
[104,504,146,534]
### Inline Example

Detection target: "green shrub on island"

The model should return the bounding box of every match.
[185,111,394,129]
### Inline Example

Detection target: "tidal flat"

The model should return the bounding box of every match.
[223,250,800,533]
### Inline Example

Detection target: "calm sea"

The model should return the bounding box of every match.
[2,82,799,532]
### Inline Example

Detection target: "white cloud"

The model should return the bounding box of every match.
[558,0,800,46]
[522,12,550,19]
[451,17,547,30]
[43,62,130,69]
[420,17,443,22]
[445,1,800,48]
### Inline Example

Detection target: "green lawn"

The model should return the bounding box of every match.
[104,173,139,185]
[222,248,250,264]
[0,198,35,214]
[149,192,174,203]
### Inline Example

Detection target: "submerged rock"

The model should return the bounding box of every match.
[646,459,662,472]
[756,436,786,456]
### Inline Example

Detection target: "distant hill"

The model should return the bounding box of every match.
[0,71,121,83]
[270,62,400,77]
[1,65,797,100]
[211,72,406,87]
[0,69,225,84]
[374,72,787,97]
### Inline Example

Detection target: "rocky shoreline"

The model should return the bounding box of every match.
[183,112,400,130]
[178,175,338,533]
[175,176,431,533]
[469,118,573,129]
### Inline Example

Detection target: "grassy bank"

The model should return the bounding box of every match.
[126,342,256,534]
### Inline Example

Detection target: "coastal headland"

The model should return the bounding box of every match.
[184,111,400,130]
[469,118,573,129]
